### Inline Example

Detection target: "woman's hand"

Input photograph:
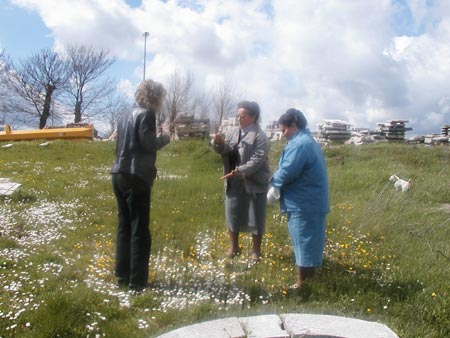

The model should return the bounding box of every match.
[213,133,224,145]
[220,169,240,180]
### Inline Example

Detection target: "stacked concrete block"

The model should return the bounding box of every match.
[376,120,412,141]
[317,119,352,143]
[441,124,450,137]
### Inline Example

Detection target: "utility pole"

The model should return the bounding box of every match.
[143,32,149,81]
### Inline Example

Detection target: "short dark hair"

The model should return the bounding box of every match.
[278,108,307,129]
[237,101,260,122]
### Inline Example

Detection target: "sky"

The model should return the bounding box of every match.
[1,0,450,136]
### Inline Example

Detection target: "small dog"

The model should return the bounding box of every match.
[389,174,411,192]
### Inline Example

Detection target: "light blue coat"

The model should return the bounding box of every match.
[272,129,329,213]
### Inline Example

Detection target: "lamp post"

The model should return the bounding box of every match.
[143,31,149,81]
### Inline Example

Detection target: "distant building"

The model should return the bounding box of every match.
[265,120,282,140]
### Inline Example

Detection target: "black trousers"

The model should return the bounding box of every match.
[112,173,152,288]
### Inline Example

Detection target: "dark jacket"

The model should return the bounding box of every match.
[111,105,170,184]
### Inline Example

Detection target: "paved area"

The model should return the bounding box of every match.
[156,313,399,338]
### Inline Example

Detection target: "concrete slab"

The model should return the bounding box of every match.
[156,317,245,338]
[0,179,21,196]
[155,314,399,338]
[239,315,289,338]
[281,313,399,338]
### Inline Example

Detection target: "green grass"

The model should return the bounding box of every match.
[0,139,449,337]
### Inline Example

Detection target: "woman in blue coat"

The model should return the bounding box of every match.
[270,108,329,288]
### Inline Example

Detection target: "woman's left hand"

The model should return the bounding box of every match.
[220,169,240,180]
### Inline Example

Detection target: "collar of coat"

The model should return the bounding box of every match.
[231,123,260,143]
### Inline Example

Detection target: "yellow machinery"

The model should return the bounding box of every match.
[0,124,94,141]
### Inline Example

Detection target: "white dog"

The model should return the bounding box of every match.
[389,174,411,192]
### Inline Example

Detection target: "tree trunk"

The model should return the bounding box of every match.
[169,102,177,137]
[74,101,82,123]
[39,114,49,129]
[40,84,55,129]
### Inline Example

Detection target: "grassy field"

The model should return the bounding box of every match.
[0,138,448,337]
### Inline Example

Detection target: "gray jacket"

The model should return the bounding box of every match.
[212,123,270,195]
[111,105,170,184]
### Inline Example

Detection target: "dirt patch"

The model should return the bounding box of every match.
[439,204,450,213]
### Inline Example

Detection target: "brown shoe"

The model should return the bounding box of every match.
[251,252,261,262]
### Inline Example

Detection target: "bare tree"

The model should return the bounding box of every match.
[0,50,30,128]
[64,45,116,123]
[211,79,241,125]
[156,100,169,128]
[0,49,8,124]
[99,90,132,137]
[189,91,210,119]
[1,49,70,129]
[160,70,195,134]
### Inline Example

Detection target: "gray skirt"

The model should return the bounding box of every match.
[225,182,267,235]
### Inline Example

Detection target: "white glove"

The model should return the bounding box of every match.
[267,186,280,204]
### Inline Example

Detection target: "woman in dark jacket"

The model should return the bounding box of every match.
[111,79,170,292]
[212,101,270,262]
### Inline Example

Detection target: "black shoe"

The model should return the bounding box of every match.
[117,278,129,288]
[129,283,147,293]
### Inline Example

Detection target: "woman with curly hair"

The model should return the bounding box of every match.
[111,79,170,292]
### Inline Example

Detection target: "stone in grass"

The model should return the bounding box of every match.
[0,178,21,196]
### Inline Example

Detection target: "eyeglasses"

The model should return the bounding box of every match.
[237,114,249,120]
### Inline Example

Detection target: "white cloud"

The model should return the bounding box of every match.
[8,0,450,135]
[13,0,141,59]
[116,78,134,99]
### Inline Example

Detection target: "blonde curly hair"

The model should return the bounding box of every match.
[134,79,166,111]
